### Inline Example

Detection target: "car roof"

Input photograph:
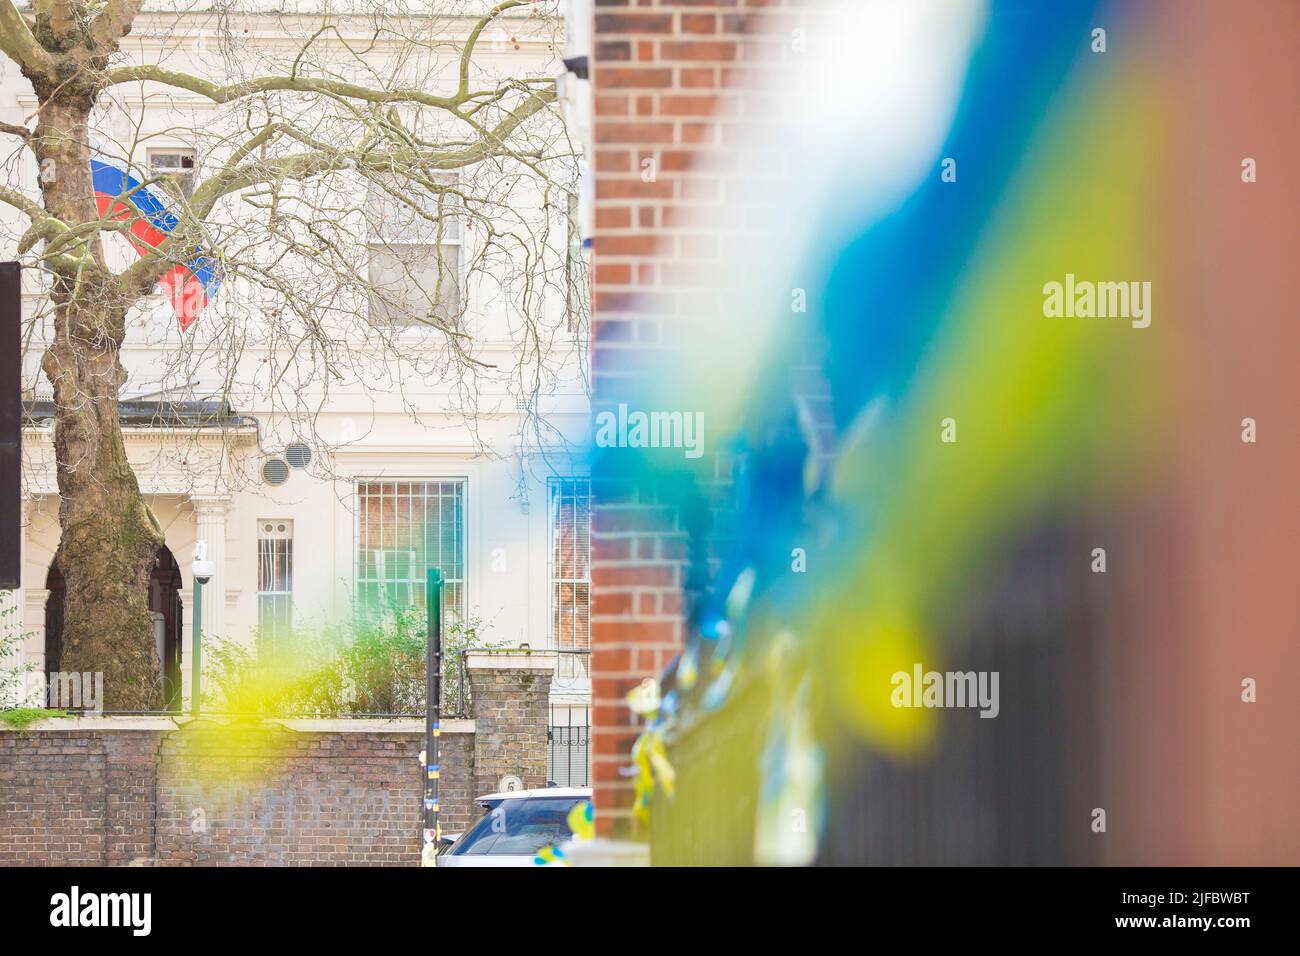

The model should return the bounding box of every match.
[475,786,592,802]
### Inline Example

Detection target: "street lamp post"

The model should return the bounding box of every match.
[191,539,214,716]
[422,567,443,866]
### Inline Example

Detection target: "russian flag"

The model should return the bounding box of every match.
[90,151,221,331]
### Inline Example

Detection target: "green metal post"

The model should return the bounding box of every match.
[190,579,202,716]
[422,567,443,864]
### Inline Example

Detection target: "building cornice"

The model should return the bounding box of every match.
[21,426,258,497]
[22,425,258,442]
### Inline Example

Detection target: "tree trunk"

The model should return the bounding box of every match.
[34,92,163,711]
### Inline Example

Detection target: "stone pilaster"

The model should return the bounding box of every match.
[190,495,230,642]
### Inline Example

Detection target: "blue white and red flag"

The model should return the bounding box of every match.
[90,150,220,330]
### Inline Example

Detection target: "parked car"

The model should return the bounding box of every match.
[438,787,592,867]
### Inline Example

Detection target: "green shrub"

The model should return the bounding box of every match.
[0,599,38,713]
[201,608,500,717]
[0,707,69,731]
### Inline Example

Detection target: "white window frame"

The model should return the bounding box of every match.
[547,477,591,681]
[256,519,294,646]
[146,147,197,199]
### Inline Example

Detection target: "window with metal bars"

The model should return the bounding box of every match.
[548,478,590,681]
[257,520,293,646]
[354,480,466,622]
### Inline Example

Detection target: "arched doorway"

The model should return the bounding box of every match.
[43,561,63,679]
[45,545,185,711]
[150,546,185,709]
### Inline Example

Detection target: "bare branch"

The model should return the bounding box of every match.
[88,0,145,51]
[0,0,54,76]
[101,64,470,110]
[102,0,545,112]
[460,1,535,98]
[118,85,557,295]
[0,183,45,221]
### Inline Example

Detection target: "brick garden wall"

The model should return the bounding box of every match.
[0,721,474,866]
[0,727,164,866]
[154,721,475,866]
[589,0,808,837]
[0,659,553,866]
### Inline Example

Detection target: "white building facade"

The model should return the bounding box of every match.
[2,3,592,748]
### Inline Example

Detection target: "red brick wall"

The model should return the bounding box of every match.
[0,724,473,866]
[0,729,163,866]
[154,723,476,866]
[589,0,804,838]
[0,660,551,865]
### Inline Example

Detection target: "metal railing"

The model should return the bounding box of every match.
[649,522,1096,865]
[547,702,591,788]
[38,646,592,726]
[446,646,590,717]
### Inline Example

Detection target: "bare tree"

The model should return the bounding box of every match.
[0,0,581,708]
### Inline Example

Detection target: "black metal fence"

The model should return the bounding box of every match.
[649,522,1096,865]
[547,703,591,788]
[547,648,591,787]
